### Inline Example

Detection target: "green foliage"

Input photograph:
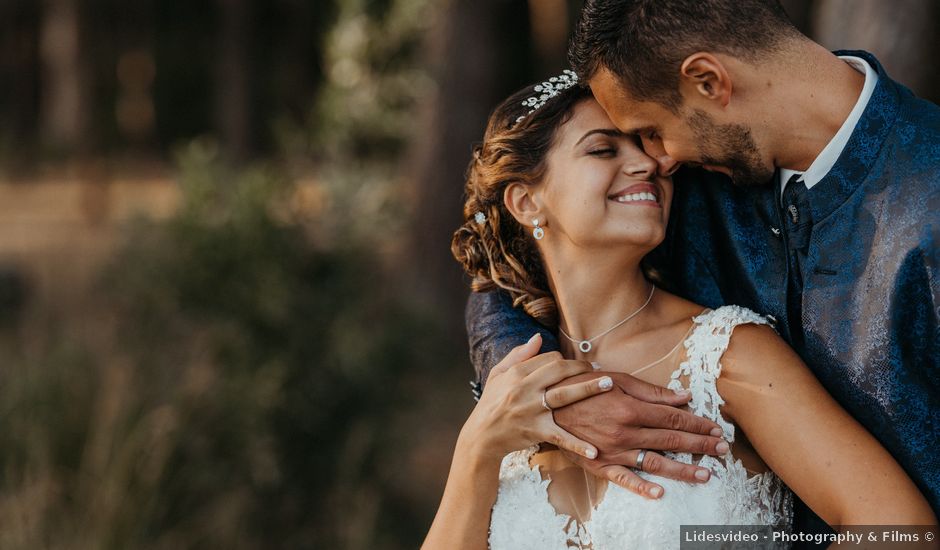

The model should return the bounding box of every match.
[277,0,436,164]
[276,0,439,255]
[0,145,449,549]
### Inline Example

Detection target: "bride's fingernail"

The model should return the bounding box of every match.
[598,376,613,390]
[528,333,540,344]
[710,428,723,437]
[716,441,730,454]
[649,486,663,498]
[673,389,691,397]
[585,448,597,459]
[591,362,601,370]
[694,469,710,481]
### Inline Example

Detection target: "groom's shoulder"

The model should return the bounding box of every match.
[895,92,940,140]
[870,77,940,192]
[847,50,940,137]
[889,104,940,196]
[885,77,940,146]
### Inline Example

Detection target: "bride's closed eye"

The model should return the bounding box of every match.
[587,147,617,157]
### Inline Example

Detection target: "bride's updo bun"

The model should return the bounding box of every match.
[451,82,592,328]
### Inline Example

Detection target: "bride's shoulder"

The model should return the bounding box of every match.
[654,294,785,358]
[657,290,774,335]
[701,305,800,372]
[673,303,787,367]
[694,304,775,330]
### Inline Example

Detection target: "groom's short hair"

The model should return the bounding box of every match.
[568,0,801,111]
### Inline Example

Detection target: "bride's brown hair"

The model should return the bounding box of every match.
[451,83,592,328]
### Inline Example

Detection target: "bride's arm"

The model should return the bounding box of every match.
[421,431,503,550]
[718,325,936,527]
[422,334,613,550]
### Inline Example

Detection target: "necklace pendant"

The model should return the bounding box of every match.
[579,340,592,353]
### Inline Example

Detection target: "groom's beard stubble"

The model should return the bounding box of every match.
[687,109,774,187]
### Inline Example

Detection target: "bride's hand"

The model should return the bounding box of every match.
[459,333,613,462]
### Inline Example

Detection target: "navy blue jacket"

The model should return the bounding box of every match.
[465,52,940,522]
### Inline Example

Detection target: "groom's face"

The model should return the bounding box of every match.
[589,68,773,187]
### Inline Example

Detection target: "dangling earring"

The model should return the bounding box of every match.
[532,219,545,240]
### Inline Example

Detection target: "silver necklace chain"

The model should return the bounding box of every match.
[558,285,656,354]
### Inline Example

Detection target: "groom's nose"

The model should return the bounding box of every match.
[639,136,680,177]
[654,154,680,177]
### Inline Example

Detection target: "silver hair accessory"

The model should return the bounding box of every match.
[515,69,579,124]
[474,211,487,225]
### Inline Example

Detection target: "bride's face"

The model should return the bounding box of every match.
[535,98,673,252]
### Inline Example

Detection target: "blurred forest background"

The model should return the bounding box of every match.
[0,0,936,548]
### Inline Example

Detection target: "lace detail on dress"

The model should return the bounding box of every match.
[488,305,793,550]
[491,446,575,550]
[667,305,772,441]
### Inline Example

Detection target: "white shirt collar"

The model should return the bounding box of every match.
[779,56,879,197]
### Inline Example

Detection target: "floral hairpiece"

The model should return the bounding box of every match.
[474,211,487,225]
[515,69,579,124]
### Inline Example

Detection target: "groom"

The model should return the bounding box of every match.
[467,0,939,538]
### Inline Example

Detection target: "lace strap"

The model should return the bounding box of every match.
[666,306,773,442]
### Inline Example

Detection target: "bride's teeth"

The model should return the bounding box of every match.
[613,192,658,203]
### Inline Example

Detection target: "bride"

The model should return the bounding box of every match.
[422,73,935,549]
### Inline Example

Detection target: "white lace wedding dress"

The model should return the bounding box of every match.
[489,306,793,549]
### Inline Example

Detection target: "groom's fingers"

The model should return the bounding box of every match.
[599,465,664,499]
[541,425,598,461]
[633,401,724,438]
[610,449,712,484]
[633,427,728,456]
[560,450,664,498]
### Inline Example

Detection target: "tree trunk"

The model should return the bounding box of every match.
[0,1,41,171]
[403,0,533,327]
[39,0,90,152]
[528,0,569,74]
[214,0,251,161]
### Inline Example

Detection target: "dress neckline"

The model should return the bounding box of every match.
[629,308,710,377]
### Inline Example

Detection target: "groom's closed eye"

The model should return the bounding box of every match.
[627,127,658,142]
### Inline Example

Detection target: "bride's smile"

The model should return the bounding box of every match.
[607,183,661,206]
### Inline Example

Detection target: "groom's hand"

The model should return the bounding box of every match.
[551,371,727,499]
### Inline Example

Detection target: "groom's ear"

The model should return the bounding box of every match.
[679,52,732,108]
[504,182,543,226]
